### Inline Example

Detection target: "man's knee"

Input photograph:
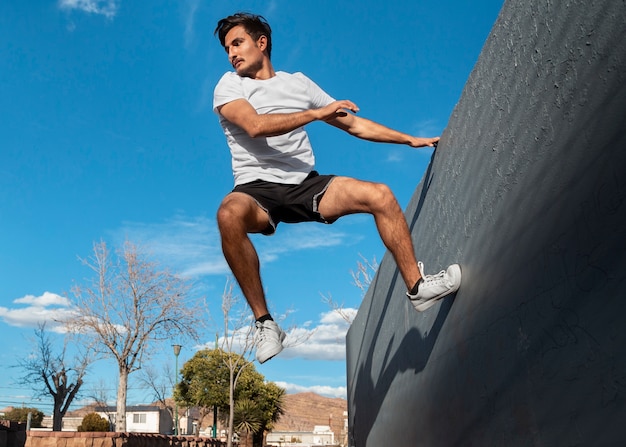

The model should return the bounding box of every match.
[369,182,397,209]
[217,193,269,234]
[217,196,245,232]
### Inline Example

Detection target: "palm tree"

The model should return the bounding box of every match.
[233,399,262,447]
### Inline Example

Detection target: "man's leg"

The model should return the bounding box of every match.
[318,177,421,290]
[319,176,462,311]
[217,192,286,363]
[216,192,272,319]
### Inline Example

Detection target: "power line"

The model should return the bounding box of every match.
[0,399,54,412]
[0,384,166,393]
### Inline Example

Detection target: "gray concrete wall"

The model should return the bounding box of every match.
[345,1,626,446]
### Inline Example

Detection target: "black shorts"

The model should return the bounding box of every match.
[232,171,337,235]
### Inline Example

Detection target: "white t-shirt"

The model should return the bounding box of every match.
[213,71,335,186]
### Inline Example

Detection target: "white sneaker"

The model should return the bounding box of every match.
[254,320,286,364]
[407,262,462,312]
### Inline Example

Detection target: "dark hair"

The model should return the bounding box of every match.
[214,12,272,58]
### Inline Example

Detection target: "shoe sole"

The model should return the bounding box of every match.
[257,331,286,364]
[412,264,462,312]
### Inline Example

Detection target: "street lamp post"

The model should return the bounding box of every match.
[173,344,182,436]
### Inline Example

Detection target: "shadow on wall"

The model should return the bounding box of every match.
[350,268,454,447]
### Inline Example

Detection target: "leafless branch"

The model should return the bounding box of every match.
[63,240,204,431]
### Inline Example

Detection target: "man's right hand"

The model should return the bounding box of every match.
[316,100,360,122]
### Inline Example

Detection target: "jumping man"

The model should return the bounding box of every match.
[213,13,462,363]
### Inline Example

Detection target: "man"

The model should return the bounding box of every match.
[213,13,461,364]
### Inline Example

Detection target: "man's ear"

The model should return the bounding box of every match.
[257,35,268,52]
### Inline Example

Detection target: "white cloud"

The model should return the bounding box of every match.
[194,307,356,363]
[112,215,354,279]
[182,0,200,50]
[274,381,346,399]
[58,0,118,18]
[283,309,357,361]
[386,149,404,163]
[196,307,358,363]
[263,1,279,18]
[113,215,229,278]
[14,291,71,307]
[257,223,352,263]
[0,292,75,332]
[412,118,441,137]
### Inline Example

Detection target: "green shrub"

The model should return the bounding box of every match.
[77,412,110,432]
[1,407,44,427]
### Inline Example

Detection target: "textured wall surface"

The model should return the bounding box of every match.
[346,1,626,446]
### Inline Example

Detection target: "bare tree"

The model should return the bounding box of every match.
[323,254,378,324]
[321,294,356,324]
[219,279,255,447]
[17,323,90,431]
[137,363,176,421]
[86,379,116,429]
[350,254,378,293]
[65,240,203,432]
[217,279,307,447]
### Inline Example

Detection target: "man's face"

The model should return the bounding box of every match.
[223,25,265,78]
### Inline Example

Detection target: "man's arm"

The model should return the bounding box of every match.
[327,108,439,148]
[217,98,360,138]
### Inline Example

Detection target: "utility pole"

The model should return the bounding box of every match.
[173,344,182,436]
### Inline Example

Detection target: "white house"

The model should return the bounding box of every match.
[40,405,197,434]
[96,405,174,434]
[266,425,336,446]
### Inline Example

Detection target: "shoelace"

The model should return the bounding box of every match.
[423,270,447,286]
[417,261,447,288]
[255,322,267,341]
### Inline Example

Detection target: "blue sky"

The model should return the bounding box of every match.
[0,0,503,414]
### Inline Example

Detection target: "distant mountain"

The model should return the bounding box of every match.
[274,392,347,437]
